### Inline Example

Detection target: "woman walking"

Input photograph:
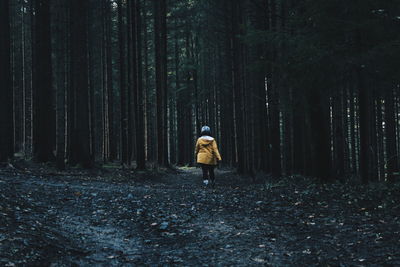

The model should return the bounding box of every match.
[195,126,222,186]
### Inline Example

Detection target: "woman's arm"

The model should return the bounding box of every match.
[213,140,222,161]
[195,139,200,156]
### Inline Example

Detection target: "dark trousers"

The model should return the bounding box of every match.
[200,164,215,181]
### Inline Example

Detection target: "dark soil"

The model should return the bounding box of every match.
[1,163,400,266]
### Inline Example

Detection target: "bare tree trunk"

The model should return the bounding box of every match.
[385,88,399,182]
[333,88,345,178]
[357,68,371,183]
[154,0,169,167]
[142,3,149,162]
[231,0,246,174]
[126,0,134,165]
[54,0,67,170]
[69,0,92,168]
[370,88,379,182]
[33,0,55,162]
[306,85,331,180]
[349,86,358,173]
[0,0,14,162]
[118,0,128,165]
[105,0,116,161]
[134,0,146,169]
[269,0,282,177]
[375,96,385,180]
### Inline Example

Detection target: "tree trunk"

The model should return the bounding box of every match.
[0,0,14,162]
[154,0,169,167]
[269,0,282,177]
[375,96,385,180]
[33,0,55,162]
[333,89,345,178]
[357,68,371,183]
[385,88,399,182]
[370,88,379,182]
[69,0,92,168]
[133,0,146,169]
[118,0,128,165]
[126,0,134,165]
[143,3,154,163]
[349,86,358,173]
[306,86,331,180]
[54,0,67,170]
[292,100,305,175]
[105,0,116,161]
[231,0,246,174]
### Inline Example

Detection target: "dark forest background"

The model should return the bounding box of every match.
[1,0,399,183]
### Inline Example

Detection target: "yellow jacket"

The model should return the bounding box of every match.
[195,136,222,165]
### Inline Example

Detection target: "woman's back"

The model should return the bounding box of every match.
[195,135,221,165]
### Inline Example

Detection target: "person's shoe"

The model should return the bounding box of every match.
[203,179,209,186]
[210,180,216,188]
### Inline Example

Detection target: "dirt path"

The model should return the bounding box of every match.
[1,167,400,266]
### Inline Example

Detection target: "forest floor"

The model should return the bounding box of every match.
[1,162,400,266]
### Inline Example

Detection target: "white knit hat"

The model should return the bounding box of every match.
[201,126,211,133]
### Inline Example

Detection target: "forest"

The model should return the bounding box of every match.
[1,0,400,265]
[1,0,400,182]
